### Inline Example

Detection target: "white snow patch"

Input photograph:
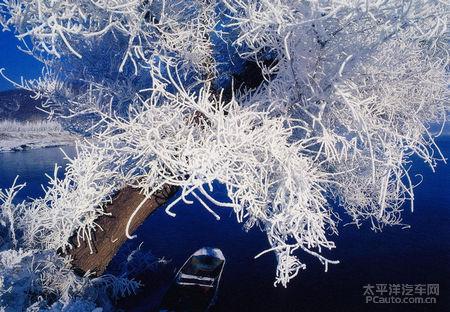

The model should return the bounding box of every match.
[0,120,77,152]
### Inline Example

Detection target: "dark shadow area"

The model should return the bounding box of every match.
[112,138,449,312]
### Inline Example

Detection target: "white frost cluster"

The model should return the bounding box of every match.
[1,0,448,294]
[0,178,141,311]
[96,80,340,286]
[19,144,121,252]
[225,0,448,232]
[0,248,140,311]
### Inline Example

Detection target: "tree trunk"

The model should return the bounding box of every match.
[67,184,178,276]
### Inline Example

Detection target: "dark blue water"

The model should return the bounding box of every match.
[0,146,75,202]
[0,141,448,312]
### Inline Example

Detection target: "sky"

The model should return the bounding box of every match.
[0,30,43,91]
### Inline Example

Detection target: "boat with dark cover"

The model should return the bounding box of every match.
[159,247,225,312]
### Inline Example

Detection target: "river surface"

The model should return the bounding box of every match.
[0,141,449,312]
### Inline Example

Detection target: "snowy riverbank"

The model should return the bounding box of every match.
[0,120,77,152]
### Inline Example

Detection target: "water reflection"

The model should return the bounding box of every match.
[0,146,75,201]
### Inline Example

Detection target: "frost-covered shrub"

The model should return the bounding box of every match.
[0,247,141,311]
[0,182,142,311]
[0,249,84,311]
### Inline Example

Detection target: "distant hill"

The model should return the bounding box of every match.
[0,89,47,121]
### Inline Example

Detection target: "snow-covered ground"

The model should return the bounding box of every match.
[0,120,77,152]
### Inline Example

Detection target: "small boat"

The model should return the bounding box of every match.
[159,247,225,312]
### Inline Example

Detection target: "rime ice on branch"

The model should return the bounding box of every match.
[0,0,448,289]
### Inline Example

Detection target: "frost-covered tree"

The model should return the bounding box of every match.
[0,0,448,308]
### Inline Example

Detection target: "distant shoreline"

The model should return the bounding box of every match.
[0,120,77,152]
[0,141,75,153]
